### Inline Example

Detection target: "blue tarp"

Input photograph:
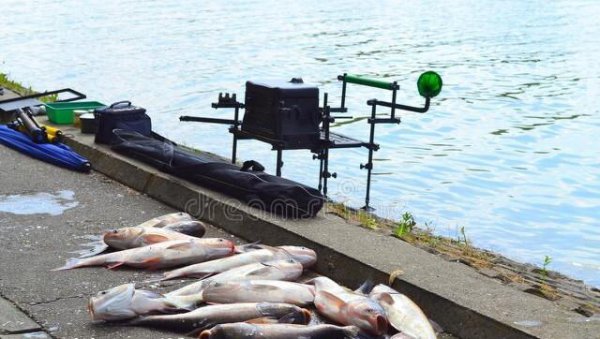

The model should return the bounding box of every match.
[0,125,90,172]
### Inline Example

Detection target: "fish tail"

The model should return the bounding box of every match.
[70,242,109,258]
[52,257,86,271]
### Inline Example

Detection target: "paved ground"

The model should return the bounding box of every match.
[0,145,241,338]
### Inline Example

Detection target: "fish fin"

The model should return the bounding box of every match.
[165,241,193,251]
[140,257,162,269]
[377,292,395,306]
[234,241,263,253]
[277,308,312,325]
[135,289,163,299]
[354,280,375,295]
[163,294,202,311]
[142,234,170,244]
[184,320,213,337]
[245,317,278,324]
[430,318,443,334]
[106,262,125,270]
[315,290,345,314]
[52,257,85,271]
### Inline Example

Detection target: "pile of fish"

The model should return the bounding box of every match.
[55,212,438,339]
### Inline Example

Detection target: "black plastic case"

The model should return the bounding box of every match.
[243,79,320,149]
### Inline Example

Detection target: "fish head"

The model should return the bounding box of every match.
[346,299,388,335]
[277,246,317,267]
[88,283,137,321]
[102,227,142,248]
[265,258,304,279]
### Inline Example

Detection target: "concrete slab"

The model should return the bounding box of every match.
[52,120,600,339]
[1,332,50,339]
[0,145,242,339]
[0,297,41,335]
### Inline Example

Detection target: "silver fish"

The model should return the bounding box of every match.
[235,244,318,268]
[102,224,207,250]
[87,283,195,322]
[312,277,388,336]
[161,245,316,281]
[166,259,304,296]
[54,238,234,271]
[73,212,199,258]
[199,280,315,306]
[199,323,360,339]
[369,284,436,339]
[129,302,311,333]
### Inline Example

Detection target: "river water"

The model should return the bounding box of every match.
[1,0,599,286]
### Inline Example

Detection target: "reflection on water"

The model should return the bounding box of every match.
[1,0,599,286]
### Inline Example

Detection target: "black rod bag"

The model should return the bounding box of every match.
[111,130,324,218]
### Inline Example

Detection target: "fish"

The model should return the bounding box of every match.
[53,238,234,271]
[198,280,315,306]
[72,212,202,258]
[235,244,318,268]
[87,283,196,322]
[311,277,388,336]
[199,323,361,339]
[102,224,207,250]
[369,284,437,339]
[161,245,316,281]
[128,302,311,334]
[166,259,304,296]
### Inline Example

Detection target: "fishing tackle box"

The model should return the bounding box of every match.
[94,101,151,144]
[242,79,320,149]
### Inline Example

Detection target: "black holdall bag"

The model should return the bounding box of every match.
[111,130,325,218]
[94,101,151,144]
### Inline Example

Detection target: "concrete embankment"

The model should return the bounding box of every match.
[47,120,598,339]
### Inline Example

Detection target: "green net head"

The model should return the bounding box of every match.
[417,71,443,98]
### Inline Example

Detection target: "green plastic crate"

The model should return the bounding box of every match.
[45,101,105,124]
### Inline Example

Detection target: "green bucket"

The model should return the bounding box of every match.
[45,101,106,124]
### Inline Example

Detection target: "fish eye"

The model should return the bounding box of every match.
[218,239,224,242]
[112,230,118,234]
[100,291,107,295]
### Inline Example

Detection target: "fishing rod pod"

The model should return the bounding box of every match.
[180,71,443,211]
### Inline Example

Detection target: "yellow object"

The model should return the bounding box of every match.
[41,125,64,143]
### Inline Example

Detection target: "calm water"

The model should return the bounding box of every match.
[2,0,599,286]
